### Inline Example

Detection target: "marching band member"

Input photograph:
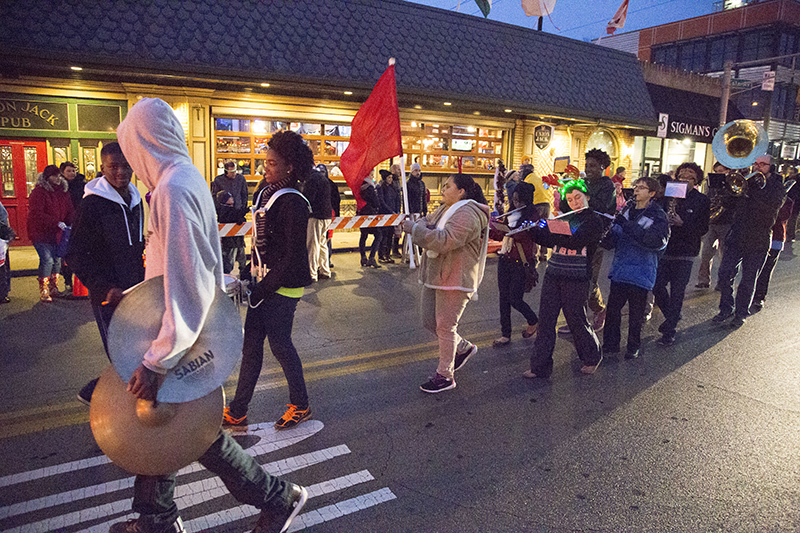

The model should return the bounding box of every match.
[523,179,605,379]
[602,177,670,360]
[652,163,710,346]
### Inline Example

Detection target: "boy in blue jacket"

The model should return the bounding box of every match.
[602,176,670,359]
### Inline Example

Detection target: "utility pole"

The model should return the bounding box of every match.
[720,60,733,127]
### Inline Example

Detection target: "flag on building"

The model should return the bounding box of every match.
[606,0,629,35]
[339,61,402,210]
[475,0,492,17]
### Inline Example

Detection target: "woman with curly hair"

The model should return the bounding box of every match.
[402,173,491,393]
[224,130,315,431]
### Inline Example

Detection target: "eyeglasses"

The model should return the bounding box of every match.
[633,185,650,191]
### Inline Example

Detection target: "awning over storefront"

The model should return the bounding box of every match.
[646,83,743,144]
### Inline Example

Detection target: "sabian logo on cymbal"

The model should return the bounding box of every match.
[174,350,214,380]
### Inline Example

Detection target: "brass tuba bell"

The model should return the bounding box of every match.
[711,120,769,198]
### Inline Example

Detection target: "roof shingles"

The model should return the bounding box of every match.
[0,0,655,126]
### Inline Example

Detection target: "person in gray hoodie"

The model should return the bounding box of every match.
[110,97,306,533]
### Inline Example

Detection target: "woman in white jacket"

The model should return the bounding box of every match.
[402,173,491,393]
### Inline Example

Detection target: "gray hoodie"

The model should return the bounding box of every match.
[117,97,224,374]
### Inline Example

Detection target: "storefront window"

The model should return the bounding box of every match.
[401,121,506,176]
[216,136,251,154]
[83,148,97,180]
[587,129,617,160]
[1,146,14,197]
[24,146,37,196]
[53,147,68,169]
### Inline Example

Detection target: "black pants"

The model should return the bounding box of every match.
[603,281,648,354]
[717,241,768,319]
[359,228,383,261]
[379,226,395,258]
[753,248,781,304]
[529,274,601,378]
[0,252,9,299]
[652,258,693,337]
[497,257,537,338]
[229,292,307,418]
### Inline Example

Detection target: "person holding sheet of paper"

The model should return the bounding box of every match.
[652,163,710,346]
[601,177,670,360]
[523,179,605,379]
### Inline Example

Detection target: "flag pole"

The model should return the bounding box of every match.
[390,57,417,270]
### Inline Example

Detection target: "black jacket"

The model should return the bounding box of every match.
[252,189,313,293]
[377,182,400,214]
[657,188,710,257]
[560,176,616,216]
[65,183,145,306]
[727,174,787,252]
[302,170,333,220]
[530,209,605,280]
[328,177,341,217]
[357,181,381,216]
[67,174,86,211]
[406,175,427,215]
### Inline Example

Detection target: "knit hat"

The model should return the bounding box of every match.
[410,162,421,172]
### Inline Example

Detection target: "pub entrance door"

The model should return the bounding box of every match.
[0,139,47,245]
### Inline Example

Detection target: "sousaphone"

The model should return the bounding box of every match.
[90,276,244,475]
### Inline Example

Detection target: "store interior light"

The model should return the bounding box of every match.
[683,137,692,145]
[343,91,353,95]
[504,109,513,113]
[752,101,758,106]
[473,111,481,115]
[443,102,452,106]
[70,66,83,71]
[411,121,418,128]
[260,83,270,87]
[413,104,422,109]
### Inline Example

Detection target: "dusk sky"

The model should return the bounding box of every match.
[405,0,718,42]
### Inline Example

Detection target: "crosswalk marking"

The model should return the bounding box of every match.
[1,420,396,532]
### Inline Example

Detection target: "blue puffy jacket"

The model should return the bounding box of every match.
[604,201,670,290]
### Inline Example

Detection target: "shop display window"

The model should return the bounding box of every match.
[1,146,14,197]
[215,118,250,132]
[216,136,251,154]
[24,146,37,195]
[401,121,507,176]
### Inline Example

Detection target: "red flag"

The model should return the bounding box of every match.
[340,63,402,210]
[606,0,629,35]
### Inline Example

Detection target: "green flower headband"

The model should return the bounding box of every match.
[559,178,588,196]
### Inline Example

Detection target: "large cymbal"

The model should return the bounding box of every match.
[108,276,243,403]
[90,366,223,476]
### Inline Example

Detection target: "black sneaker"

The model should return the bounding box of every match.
[750,300,764,313]
[453,343,477,371]
[729,316,746,328]
[222,406,248,430]
[712,311,733,323]
[77,377,99,406]
[109,516,184,533]
[253,484,308,533]
[657,334,675,347]
[420,373,456,393]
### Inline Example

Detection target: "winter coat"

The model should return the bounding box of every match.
[528,209,605,280]
[559,176,616,216]
[328,177,341,217]
[117,97,224,374]
[357,181,381,216]
[657,188,710,258]
[411,200,491,293]
[377,181,400,214]
[406,175,427,215]
[604,201,670,291]
[65,177,145,306]
[67,173,86,210]
[211,172,248,210]
[726,175,787,253]
[301,170,333,220]
[490,203,539,264]
[26,173,74,245]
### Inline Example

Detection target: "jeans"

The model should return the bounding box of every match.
[717,241,768,319]
[652,258,694,337]
[420,286,471,380]
[497,257,538,338]
[132,430,295,524]
[529,274,601,378]
[33,242,61,278]
[359,228,383,261]
[603,281,648,353]
[753,248,781,304]
[221,236,246,277]
[229,292,307,417]
[697,223,731,286]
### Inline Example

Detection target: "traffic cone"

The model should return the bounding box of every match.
[73,276,89,298]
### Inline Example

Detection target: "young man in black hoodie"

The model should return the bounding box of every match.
[60,161,86,293]
[653,162,710,345]
[65,142,145,404]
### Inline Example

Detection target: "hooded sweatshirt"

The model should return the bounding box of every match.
[117,97,224,374]
[65,177,145,306]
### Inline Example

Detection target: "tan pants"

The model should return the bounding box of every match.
[421,287,471,379]
[588,248,605,314]
[306,218,330,280]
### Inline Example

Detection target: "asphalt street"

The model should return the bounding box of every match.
[1,251,799,532]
